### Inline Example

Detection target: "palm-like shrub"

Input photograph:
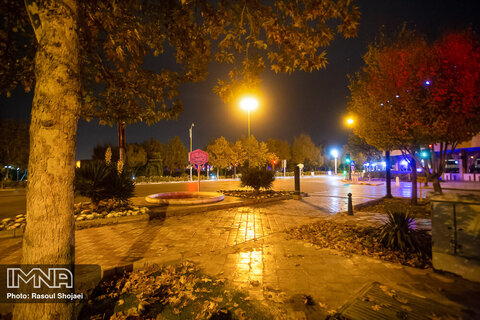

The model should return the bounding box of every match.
[241,167,275,191]
[74,161,134,205]
[74,161,111,205]
[378,206,421,252]
[103,169,135,202]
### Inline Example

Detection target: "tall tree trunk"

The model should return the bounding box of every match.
[430,146,443,193]
[385,150,392,198]
[118,121,126,163]
[432,175,442,193]
[14,1,81,319]
[411,157,417,205]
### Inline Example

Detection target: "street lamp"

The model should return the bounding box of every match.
[189,123,194,181]
[240,96,259,167]
[330,149,339,175]
[346,117,354,126]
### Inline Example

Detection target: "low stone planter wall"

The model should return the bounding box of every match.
[0,214,26,232]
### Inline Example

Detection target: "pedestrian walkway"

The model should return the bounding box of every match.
[0,197,478,318]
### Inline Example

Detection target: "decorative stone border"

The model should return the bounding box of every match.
[145,191,225,205]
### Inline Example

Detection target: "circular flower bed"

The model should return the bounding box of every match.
[145,192,224,205]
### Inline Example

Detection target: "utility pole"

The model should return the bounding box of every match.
[189,123,194,181]
[247,109,251,167]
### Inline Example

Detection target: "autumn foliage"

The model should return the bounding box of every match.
[348,29,480,193]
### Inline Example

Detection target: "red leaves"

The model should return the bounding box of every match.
[349,29,480,152]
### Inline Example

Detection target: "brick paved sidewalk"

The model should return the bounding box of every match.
[0,197,479,318]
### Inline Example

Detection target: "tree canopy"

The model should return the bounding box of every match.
[344,133,382,167]
[164,136,187,174]
[0,1,361,318]
[348,28,480,193]
[266,139,291,162]
[292,133,320,169]
[206,136,233,174]
[240,135,274,168]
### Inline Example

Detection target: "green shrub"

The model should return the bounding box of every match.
[378,206,422,252]
[104,169,135,202]
[74,161,134,205]
[74,161,111,204]
[240,167,275,191]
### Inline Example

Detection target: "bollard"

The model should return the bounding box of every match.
[396,176,400,186]
[347,193,353,215]
[294,166,301,200]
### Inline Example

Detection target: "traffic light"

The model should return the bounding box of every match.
[420,149,430,159]
[345,153,351,164]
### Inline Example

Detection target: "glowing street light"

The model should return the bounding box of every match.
[239,96,259,167]
[346,117,354,126]
[330,149,339,175]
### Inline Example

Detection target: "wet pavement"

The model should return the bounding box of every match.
[1,193,479,318]
[2,175,479,220]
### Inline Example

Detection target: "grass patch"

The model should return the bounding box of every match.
[287,220,431,269]
[78,261,273,320]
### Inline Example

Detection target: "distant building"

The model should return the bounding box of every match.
[385,133,480,182]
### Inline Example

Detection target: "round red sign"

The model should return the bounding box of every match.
[189,149,209,165]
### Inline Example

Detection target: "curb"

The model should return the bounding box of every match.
[149,195,291,219]
[0,196,291,237]
[424,186,480,193]
[341,180,384,186]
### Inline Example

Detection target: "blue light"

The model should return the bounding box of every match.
[380,103,384,106]
[400,160,408,166]
[424,80,431,85]
[395,94,400,98]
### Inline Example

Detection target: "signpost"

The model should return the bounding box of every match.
[417,176,427,201]
[189,149,209,192]
[297,163,304,176]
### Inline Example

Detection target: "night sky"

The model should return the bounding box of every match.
[1,0,479,160]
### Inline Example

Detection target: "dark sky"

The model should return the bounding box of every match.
[1,0,479,160]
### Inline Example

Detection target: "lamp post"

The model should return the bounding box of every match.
[331,149,339,175]
[189,123,194,181]
[240,96,258,167]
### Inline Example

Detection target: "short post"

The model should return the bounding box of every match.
[347,193,353,215]
[396,176,400,186]
[197,166,201,192]
[294,166,301,200]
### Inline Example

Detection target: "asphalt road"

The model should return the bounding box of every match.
[0,176,397,220]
